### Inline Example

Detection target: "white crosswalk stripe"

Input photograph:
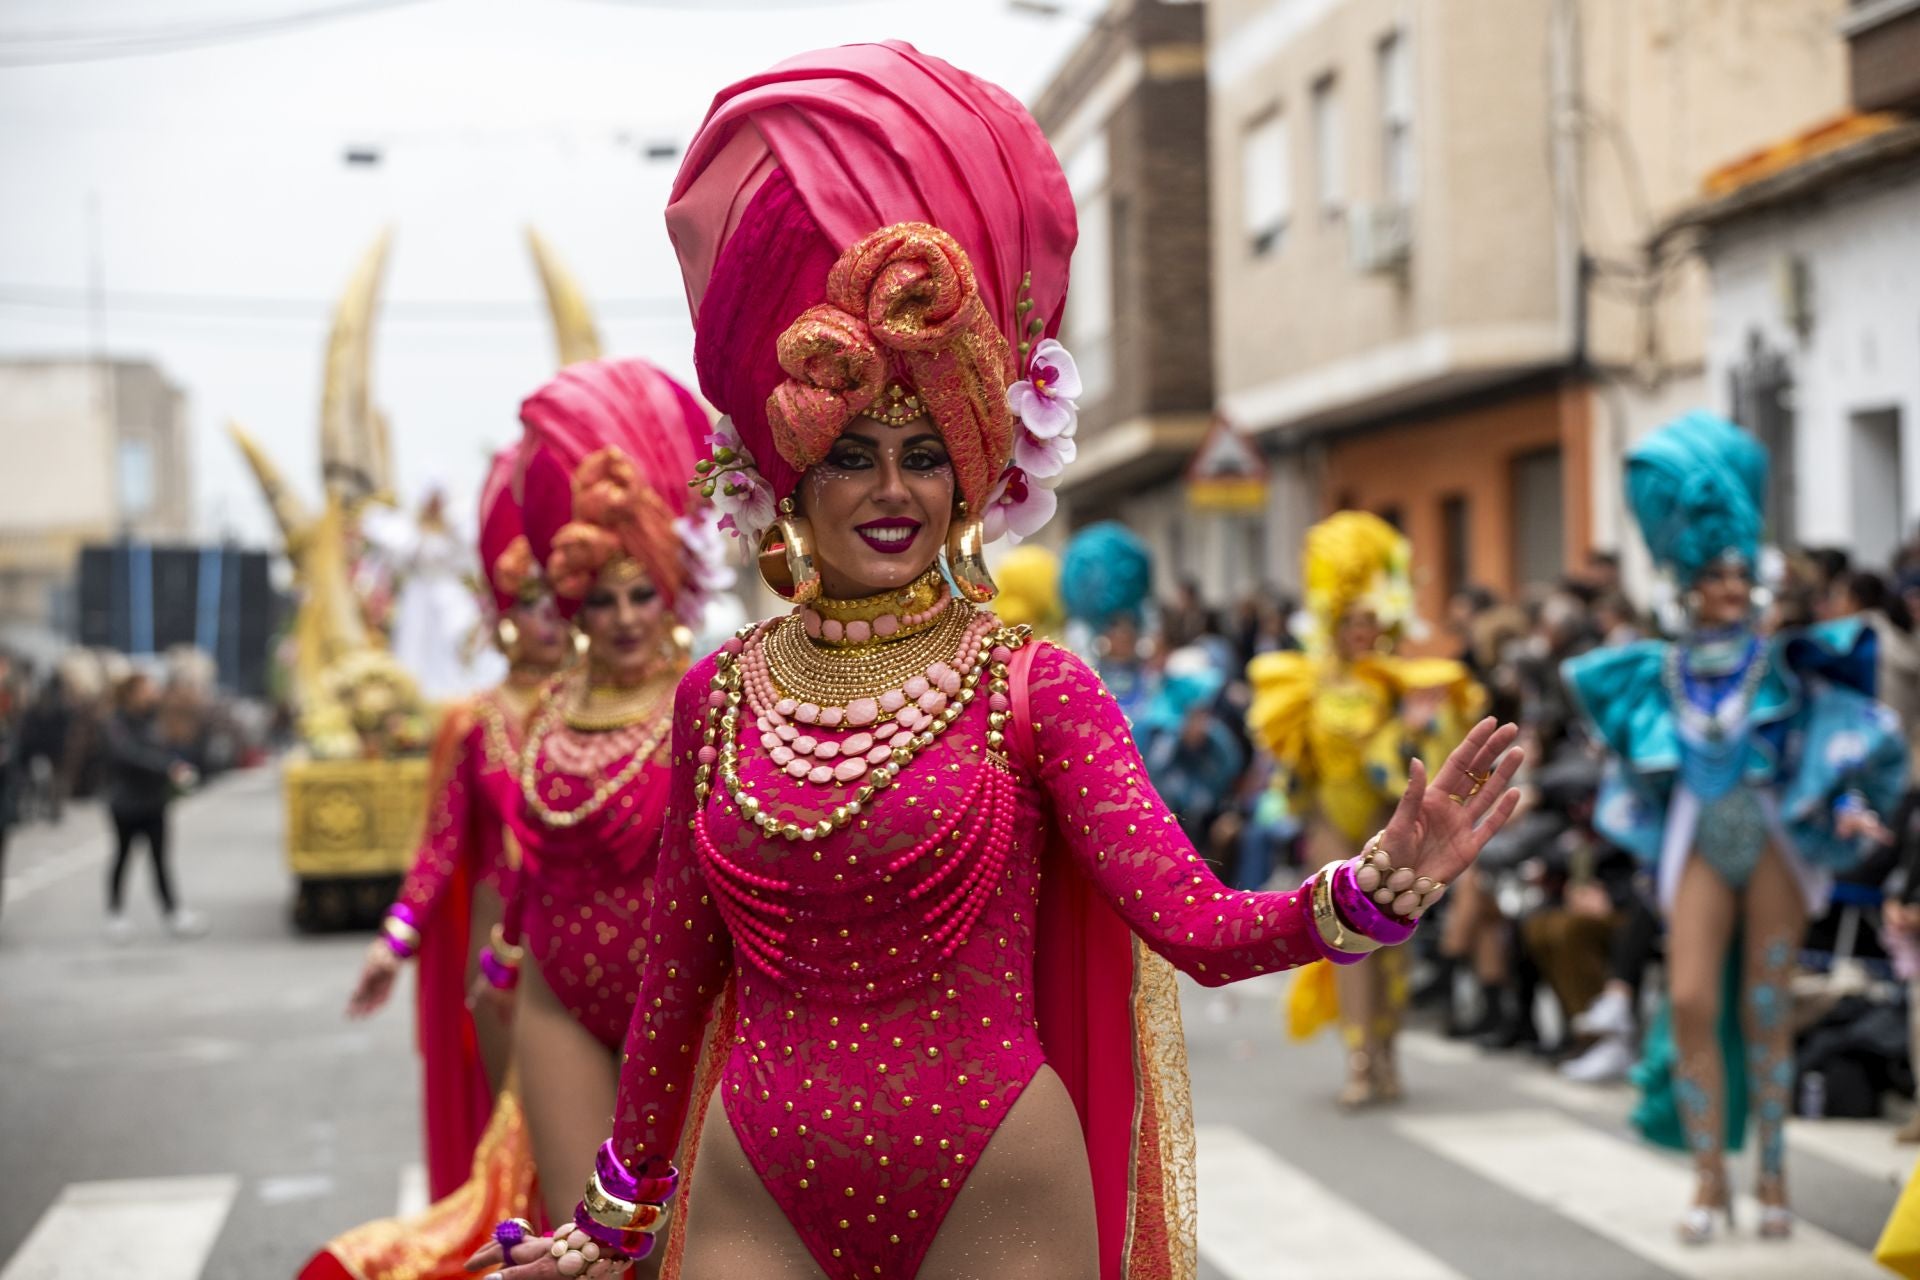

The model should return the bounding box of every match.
[1393,1108,1887,1277]
[2,1117,1904,1277]
[1786,1117,1916,1189]
[0,1176,238,1280]
[396,1160,429,1217]
[1196,1124,1468,1279]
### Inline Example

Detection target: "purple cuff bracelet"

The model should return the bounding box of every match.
[1331,860,1418,946]
[479,946,520,990]
[595,1140,639,1199]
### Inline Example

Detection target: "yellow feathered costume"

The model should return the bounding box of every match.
[1247,512,1483,1039]
[992,544,1064,636]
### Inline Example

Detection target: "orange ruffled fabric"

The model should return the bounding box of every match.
[546,448,685,602]
[299,1081,540,1280]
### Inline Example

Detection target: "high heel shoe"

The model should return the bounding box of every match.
[1337,1050,1379,1109]
[1756,1175,1793,1241]
[1371,1048,1404,1105]
[1676,1177,1733,1246]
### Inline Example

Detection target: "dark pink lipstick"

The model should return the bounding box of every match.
[856,517,922,555]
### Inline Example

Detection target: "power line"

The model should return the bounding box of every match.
[0,283,683,322]
[0,0,434,68]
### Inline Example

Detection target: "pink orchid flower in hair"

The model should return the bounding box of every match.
[981,466,1058,545]
[1006,339,1081,440]
[702,418,778,543]
[1014,422,1077,481]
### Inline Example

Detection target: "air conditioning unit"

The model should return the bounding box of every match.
[1349,201,1413,274]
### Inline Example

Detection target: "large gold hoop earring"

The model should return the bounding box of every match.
[495,615,521,659]
[758,499,821,604]
[942,502,997,604]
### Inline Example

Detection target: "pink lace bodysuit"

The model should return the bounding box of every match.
[498,686,675,1049]
[608,621,1328,1279]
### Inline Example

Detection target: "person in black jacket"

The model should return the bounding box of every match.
[104,672,204,940]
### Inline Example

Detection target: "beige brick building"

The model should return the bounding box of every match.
[1027,0,1233,594]
[1204,0,1852,624]
[0,358,193,631]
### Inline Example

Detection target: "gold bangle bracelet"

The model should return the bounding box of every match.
[582,1177,638,1228]
[1311,870,1380,957]
[624,1200,670,1235]
[382,917,422,950]
[488,923,526,966]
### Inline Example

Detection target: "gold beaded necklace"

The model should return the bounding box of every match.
[519,674,675,829]
[760,603,974,709]
[809,566,948,634]
[564,662,681,732]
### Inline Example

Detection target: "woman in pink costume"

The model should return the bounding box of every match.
[302,450,563,1280]
[347,446,567,1195]
[472,43,1523,1280]
[502,356,729,1231]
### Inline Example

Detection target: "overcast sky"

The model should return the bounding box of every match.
[0,0,1094,543]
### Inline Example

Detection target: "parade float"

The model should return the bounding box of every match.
[235,229,603,928]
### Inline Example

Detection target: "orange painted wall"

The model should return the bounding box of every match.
[1320,379,1593,642]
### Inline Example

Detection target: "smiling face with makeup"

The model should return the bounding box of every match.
[576,562,670,686]
[795,416,956,599]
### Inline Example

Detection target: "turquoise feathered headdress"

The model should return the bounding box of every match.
[1625,411,1767,583]
[1060,521,1153,628]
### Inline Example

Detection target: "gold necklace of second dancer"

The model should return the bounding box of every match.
[518,674,675,829]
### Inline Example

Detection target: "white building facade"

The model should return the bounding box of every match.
[1691,126,1920,571]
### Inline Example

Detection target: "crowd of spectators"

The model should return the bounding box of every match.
[0,647,258,929]
[1113,540,1920,1120]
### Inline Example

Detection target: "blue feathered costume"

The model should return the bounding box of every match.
[1563,412,1905,1164]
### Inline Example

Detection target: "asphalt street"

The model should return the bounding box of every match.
[0,766,1910,1278]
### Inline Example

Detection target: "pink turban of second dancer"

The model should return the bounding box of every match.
[477,446,544,615]
[668,41,1078,541]
[517,357,719,623]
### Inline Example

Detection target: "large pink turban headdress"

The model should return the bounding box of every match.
[669,41,1080,545]
[478,446,544,615]
[517,357,730,624]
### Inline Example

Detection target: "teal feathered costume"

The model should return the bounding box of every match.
[1562,412,1906,1155]
[1062,521,1156,718]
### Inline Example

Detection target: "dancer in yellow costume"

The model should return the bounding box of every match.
[1248,511,1484,1105]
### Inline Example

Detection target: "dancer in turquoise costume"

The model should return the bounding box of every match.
[1564,412,1906,1245]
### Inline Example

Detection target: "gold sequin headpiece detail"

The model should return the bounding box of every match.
[859,382,925,428]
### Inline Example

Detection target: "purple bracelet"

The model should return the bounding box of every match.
[381,903,422,959]
[595,1140,640,1200]
[478,946,520,990]
[1330,860,1418,946]
[572,1204,648,1260]
[633,1166,680,1205]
